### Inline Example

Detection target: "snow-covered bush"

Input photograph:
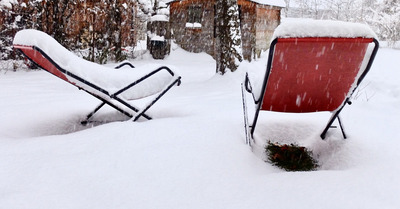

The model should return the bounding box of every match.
[369,0,400,48]
[0,60,30,72]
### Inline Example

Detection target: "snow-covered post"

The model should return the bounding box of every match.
[147,14,171,59]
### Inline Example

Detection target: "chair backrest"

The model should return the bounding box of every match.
[14,44,112,97]
[260,37,376,113]
[14,45,71,83]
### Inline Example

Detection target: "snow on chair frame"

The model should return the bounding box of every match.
[13,29,181,124]
[242,20,379,143]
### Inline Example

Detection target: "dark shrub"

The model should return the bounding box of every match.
[266,142,318,171]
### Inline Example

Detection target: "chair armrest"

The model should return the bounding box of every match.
[243,72,262,104]
[111,66,180,97]
[114,61,135,69]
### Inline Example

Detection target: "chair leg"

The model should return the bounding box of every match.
[81,97,152,125]
[321,97,351,139]
[320,112,347,139]
[86,90,152,120]
[81,102,106,125]
[337,115,347,139]
[241,83,252,145]
[132,77,181,121]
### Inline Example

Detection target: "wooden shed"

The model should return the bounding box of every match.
[168,0,285,61]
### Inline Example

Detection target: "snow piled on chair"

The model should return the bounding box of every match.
[273,19,377,39]
[13,29,177,100]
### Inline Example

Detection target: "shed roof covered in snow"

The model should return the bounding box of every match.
[166,0,286,7]
[250,0,286,7]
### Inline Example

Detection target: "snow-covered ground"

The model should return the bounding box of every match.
[1,42,399,208]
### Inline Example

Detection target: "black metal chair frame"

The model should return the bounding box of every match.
[15,45,181,124]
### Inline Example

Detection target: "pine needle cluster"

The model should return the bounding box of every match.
[265,142,318,171]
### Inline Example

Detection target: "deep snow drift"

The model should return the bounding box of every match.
[1,42,400,208]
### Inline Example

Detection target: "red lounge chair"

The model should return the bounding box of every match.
[13,29,181,124]
[242,20,379,143]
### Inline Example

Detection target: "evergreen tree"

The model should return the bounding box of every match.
[40,0,74,48]
[0,3,15,60]
[215,0,242,75]
[282,0,291,17]
[95,0,126,64]
[109,0,124,62]
[0,0,40,59]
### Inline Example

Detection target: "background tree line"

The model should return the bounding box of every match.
[0,0,141,63]
[283,0,400,47]
[0,0,243,75]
